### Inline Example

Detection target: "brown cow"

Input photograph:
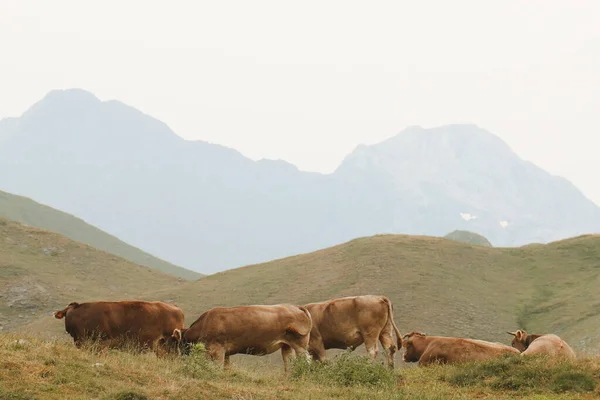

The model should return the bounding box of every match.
[304,295,403,368]
[402,331,520,366]
[163,304,312,373]
[507,330,576,359]
[53,300,184,353]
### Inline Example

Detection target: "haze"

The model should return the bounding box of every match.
[1,0,599,205]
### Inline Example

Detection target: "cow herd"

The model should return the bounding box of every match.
[53,294,576,374]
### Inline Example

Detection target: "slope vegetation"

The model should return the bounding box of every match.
[444,230,492,247]
[0,190,201,280]
[1,333,598,400]
[0,217,183,332]
[152,234,600,354]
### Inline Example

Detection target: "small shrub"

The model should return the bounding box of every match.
[291,350,397,388]
[180,342,219,379]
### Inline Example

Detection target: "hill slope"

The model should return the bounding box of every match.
[1,89,599,273]
[444,230,492,247]
[0,190,201,280]
[149,234,600,354]
[0,217,183,332]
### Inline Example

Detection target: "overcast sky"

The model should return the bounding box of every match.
[1,0,599,204]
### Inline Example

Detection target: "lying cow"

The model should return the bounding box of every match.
[402,331,520,366]
[507,330,576,359]
[53,300,184,353]
[163,304,312,373]
[304,295,403,368]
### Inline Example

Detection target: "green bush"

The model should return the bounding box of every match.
[179,342,219,379]
[442,354,598,394]
[291,350,397,388]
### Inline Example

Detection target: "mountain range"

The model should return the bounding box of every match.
[1,89,599,273]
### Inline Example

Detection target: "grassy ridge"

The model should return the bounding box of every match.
[0,190,201,280]
[0,217,184,332]
[444,230,492,247]
[152,234,600,353]
[0,334,598,400]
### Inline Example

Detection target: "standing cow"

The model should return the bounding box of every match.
[53,300,184,354]
[402,331,520,366]
[304,295,403,368]
[507,330,576,359]
[163,304,312,373]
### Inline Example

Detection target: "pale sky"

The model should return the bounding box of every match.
[1,0,599,204]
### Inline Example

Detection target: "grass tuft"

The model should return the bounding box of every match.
[291,350,398,388]
[441,354,599,394]
[110,391,149,400]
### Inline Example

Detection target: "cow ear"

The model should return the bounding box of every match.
[507,331,517,336]
[515,330,524,341]
[172,328,182,342]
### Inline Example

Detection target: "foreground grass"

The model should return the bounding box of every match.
[1,334,599,399]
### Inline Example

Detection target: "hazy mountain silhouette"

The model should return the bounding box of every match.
[1,89,598,273]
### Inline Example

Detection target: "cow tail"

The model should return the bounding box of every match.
[383,297,402,349]
[53,302,80,319]
[295,305,313,336]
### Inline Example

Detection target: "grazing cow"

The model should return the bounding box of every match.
[402,331,520,366]
[507,330,576,359]
[163,304,312,373]
[53,300,184,353]
[304,295,403,368]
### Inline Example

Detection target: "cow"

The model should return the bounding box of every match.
[162,304,312,374]
[53,300,184,354]
[402,331,520,366]
[304,295,403,368]
[506,330,576,359]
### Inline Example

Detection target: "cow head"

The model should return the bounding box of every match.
[401,331,427,363]
[159,328,190,356]
[507,330,528,351]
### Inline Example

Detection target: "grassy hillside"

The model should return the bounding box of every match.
[0,217,185,332]
[0,190,201,280]
[149,234,600,354]
[1,333,598,399]
[444,230,492,247]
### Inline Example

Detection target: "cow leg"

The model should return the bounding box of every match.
[379,327,397,369]
[308,332,326,362]
[224,355,231,369]
[363,334,380,362]
[207,344,226,367]
[281,344,294,375]
[290,342,311,362]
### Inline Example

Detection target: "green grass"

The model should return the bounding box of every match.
[0,217,185,333]
[0,190,201,280]
[0,334,598,400]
